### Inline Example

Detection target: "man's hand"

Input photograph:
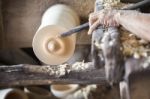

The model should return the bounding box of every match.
[88,9,150,41]
[88,9,120,35]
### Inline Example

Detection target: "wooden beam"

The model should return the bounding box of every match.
[0,0,4,48]
[0,63,108,86]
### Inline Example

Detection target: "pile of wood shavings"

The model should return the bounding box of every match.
[29,64,69,77]
[103,0,121,8]
[120,28,150,59]
[103,0,120,4]
[71,61,93,71]
[65,85,97,99]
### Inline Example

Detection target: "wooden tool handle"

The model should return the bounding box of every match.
[59,22,89,37]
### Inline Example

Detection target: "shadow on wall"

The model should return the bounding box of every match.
[0,49,38,65]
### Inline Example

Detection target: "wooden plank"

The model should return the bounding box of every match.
[0,0,4,48]
[0,58,149,87]
[0,63,107,86]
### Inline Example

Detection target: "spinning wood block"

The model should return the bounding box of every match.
[32,4,80,65]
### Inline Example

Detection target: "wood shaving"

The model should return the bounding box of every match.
[102,0,125,9]
[65,85,97,99]
[71,61,93,71]
[27,64,69,77]
[103,0,120,7]
[120,28,150,58]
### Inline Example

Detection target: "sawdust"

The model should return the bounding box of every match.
[102,0,128,9]
[66,85,97,99]
[71,61,93,71]
[27,61,93,77]
[120,28,150,59]
[103,0,121,8]
[27,64,69,77]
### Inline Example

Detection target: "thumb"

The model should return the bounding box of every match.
[88,20,101,35]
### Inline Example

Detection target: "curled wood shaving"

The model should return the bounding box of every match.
[66,85,97,99]
[120,28,150,58]
[103,0,120,7]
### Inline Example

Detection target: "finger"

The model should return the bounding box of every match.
[112,18,119,27]
[103,12,111,27]
[113,20,118,27]
[89,13,99,26]
[101,15,107,27]
[104,19,109,28]
[106,19,110,27]
[108,19,114,27]
[88,19,100,35]
[114,17,120,26]
[105,14,113,27]
[89,10,106,26]
[112,17,117,27]
[105,16,116,27]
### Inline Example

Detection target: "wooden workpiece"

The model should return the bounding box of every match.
[32,4,80,65]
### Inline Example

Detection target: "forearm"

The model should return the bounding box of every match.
[116,10,150,41]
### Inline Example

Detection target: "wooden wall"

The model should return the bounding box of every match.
[0,0,4,48]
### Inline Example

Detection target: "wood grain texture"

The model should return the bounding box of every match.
[0,58,149,88]
[0,0,4,48]
[0,63,107,86]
